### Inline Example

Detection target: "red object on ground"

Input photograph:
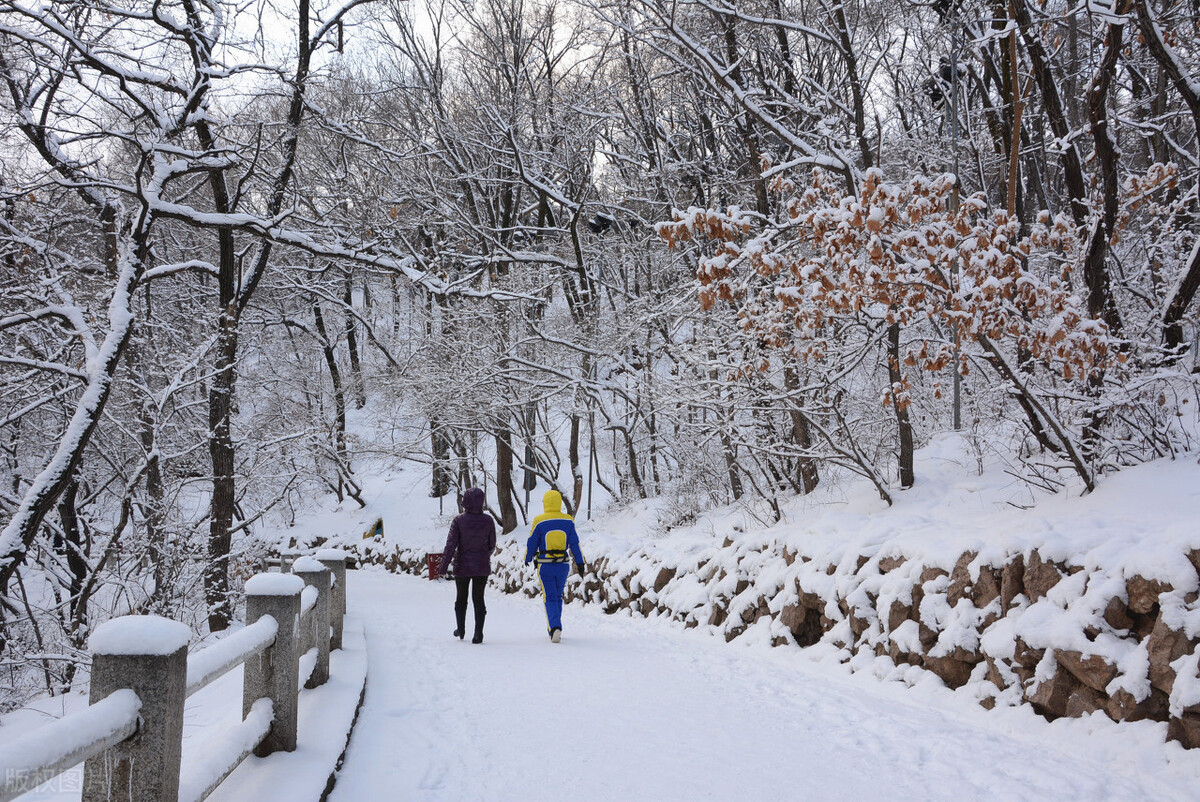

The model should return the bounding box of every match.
[426,553,443,580]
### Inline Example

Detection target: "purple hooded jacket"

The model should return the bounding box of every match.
[439,487,497,577]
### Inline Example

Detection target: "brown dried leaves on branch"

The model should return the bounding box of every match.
[659,167,1143,392]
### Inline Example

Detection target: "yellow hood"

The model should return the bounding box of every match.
[542,490,563,514]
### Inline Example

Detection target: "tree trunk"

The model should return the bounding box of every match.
[1012,0,1088,225]
[313,301,350,477]
[887,323,915,489]
[621,427,648,500]
[206,308,238,632]
[784,365,820,493]
[56,479,88,689]
[1082,0,1128,338]
[1013,0,1123,336]
[343,279,366,409]
[569,412,584,513]
[833,2,874,170]
[706,350,743,501]
[1162,239,1200,359]
[495,426,518,534]
[139,403,168,610]
[430,422,452,498]
[453,435,476,492]
[522,403,537,494]
[199,0,313,630]
[720,429,743,501]
[1133,0,1200,359]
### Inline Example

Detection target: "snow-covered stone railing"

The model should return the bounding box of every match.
[0,688,141,801]
[0,549,349,802]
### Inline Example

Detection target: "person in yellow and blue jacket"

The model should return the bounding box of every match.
[525,489,585,643]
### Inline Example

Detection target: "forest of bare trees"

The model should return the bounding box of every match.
[1,0,1198,708]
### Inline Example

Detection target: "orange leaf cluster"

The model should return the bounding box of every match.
[663,167,1122,386]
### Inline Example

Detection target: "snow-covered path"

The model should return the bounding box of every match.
[331,569,1195,802]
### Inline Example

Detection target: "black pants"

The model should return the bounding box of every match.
[455,576,487,631]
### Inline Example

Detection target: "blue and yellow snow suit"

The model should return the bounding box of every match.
[524,490,585,634]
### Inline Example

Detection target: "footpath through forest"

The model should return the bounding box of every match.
[324,569,1197,801]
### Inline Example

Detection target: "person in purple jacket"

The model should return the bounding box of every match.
[436,487,497,643]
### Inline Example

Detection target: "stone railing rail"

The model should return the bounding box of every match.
[0,548,348,802]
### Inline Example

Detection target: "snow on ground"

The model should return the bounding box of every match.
[331,568,1200,801]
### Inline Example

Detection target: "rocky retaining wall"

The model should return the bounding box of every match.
[337,536,1200,749]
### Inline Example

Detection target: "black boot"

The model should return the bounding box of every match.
[472,611,485,644]
[454,603,467,640]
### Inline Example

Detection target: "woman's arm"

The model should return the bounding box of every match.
[439,517,460,575]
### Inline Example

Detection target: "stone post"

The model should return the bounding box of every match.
[292,557,331,688]
[280,549,301,572]
[83,615,191,802]
[243,573,303,755]
[316,549,347,650]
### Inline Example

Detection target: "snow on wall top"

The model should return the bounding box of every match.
[291,556,327,574]
[89,615,191,656]
[315,548,348,561]
[245,573,305,596]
